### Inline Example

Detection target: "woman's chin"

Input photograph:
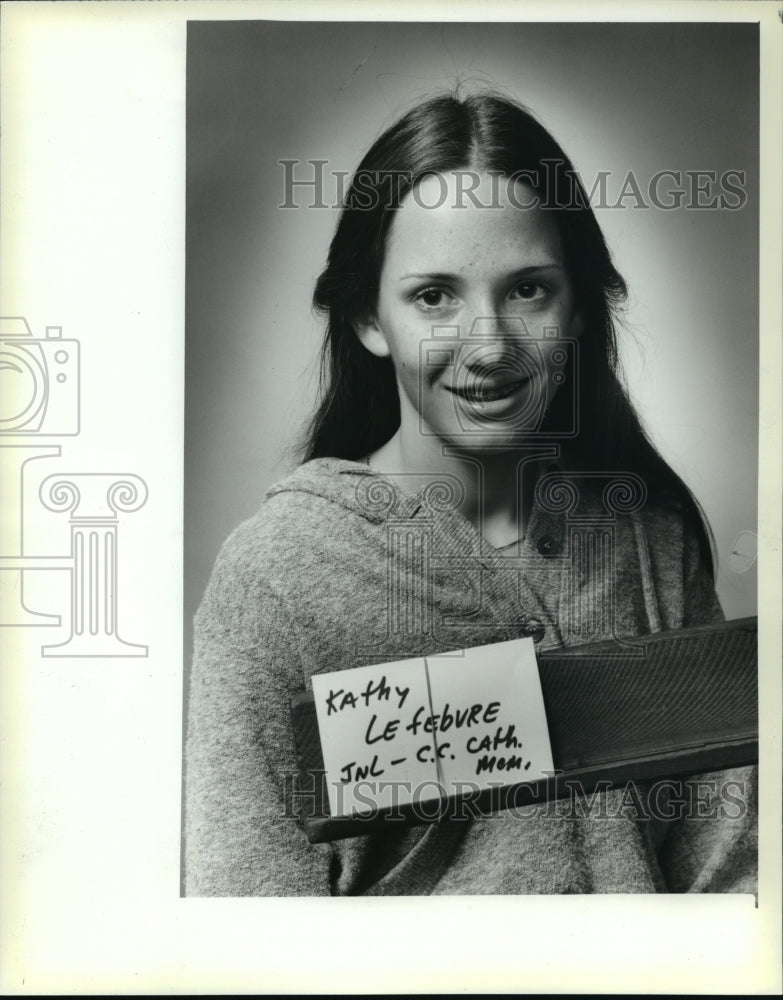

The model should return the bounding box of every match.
[435,426,547,455]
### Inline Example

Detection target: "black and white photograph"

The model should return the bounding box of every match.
[2,0,781,994]
[184,19,759,898]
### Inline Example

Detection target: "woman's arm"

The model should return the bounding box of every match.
[184,525,334,896]
[654,765,757,893]
[654,515,758,894]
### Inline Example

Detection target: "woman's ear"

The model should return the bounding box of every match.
[354,316,392,358]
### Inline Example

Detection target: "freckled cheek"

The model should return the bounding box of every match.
[530,300,570,335]
[393,346,444,401]
[392,329,437,381]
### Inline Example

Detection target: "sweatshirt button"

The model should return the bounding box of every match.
[536,534,559,557]
[521,619,546,643]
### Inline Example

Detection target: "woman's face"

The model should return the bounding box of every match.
[357,171,582,452]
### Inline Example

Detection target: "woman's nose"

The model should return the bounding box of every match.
[458,313,533,343]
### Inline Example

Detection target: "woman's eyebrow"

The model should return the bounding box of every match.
[508,264,564,277]
[398,271,457,282]
[398,264,564,282]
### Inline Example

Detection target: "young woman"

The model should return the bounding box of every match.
[184,93,756,896]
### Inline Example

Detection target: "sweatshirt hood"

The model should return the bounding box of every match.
[264,457,406,524]
[266,457,665,634]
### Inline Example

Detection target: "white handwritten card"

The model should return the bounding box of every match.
[311,656,437,817]
[311,638,554,819]
[427,638,554,791]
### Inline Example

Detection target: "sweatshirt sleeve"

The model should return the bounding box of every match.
[184,526,333,896]
[654,765,757,893]
[654,512,758,894]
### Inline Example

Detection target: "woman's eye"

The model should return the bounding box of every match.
[413,287,451,309]
[513,280,546,301]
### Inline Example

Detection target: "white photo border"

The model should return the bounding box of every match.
[1,0,781,994]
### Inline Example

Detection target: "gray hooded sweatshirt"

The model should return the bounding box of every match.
[184,457,757,896]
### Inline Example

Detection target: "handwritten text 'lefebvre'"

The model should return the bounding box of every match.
[323,672,532,783]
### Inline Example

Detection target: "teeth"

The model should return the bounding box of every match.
[459,381,522,403]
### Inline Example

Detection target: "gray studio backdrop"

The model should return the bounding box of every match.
[184,21,759,664]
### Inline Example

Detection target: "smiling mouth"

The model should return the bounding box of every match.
[446,378,529,405]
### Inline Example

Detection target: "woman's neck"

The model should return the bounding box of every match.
[367,426,555,547]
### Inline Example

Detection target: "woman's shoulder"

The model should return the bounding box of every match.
[195,457,398,636]
[206,457,386,588]
[248,454,385,534]
[262,456,379,520]
[564,476,708,570]
[635,487,709,555]
[637,486,690,528]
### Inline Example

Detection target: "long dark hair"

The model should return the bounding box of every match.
[301,92,714,576]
